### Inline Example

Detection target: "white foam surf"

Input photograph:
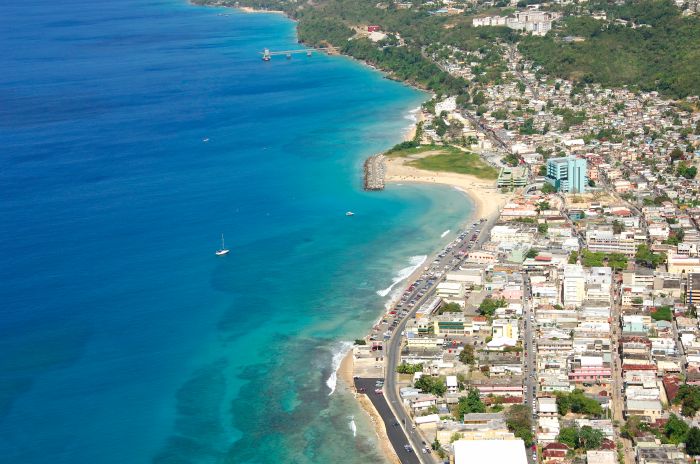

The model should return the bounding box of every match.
[326,341,353,396]
[376,255,427,298]
[348,415,357,437]
[441,229,450,238]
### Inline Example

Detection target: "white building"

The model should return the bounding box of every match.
[454,439,528,464]
[563,264,586,308]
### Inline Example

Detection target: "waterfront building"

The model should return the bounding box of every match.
[546,156,588,193]
[497,167,528,189]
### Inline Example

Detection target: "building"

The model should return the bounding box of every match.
[453,439,528,464]
[586,227,638,257]
[497,167,528,188]
[563,264,586,307]
[687,273,700,306]
[546,156,588,193]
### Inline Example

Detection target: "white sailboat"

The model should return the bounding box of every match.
[215,234,230,256]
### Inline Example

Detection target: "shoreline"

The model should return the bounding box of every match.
[339,352,400,464]
[238,6,285,15]
[384,155,508,221]
[203,3,500,461]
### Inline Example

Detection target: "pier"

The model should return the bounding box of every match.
[363,154,385,191]
[260,47,338,61]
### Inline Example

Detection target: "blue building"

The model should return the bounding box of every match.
[546,156,587,193]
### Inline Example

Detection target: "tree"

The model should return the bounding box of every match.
[541,183,556,194]
[440,302,462,314]
[472,91,486,106]
[578,426,603,450]
[687,427,700,455]
[664,414,689,444]
[538,165,547,176]
[478,297,507,317]
[536,201,551,212]
[558,426,579,448]
[675,384,700,417]
[621,415,643,439]
[415,375,446,396]
[568,251,578,264]
[459,344,475,365]
[506,404,534,446]
[526,248,539,259]
[670,147,684,161]
[455,388,485,419]
[556,390,602,416]
[677,162,697,179]
[612,220,625,234]
[636,244,666,268]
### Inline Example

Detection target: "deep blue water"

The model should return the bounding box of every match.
[0,0,474,462]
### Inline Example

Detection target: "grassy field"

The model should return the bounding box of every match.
[407,150,499,180]
[384,144,444,158]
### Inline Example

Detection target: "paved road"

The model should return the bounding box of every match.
[522,274,537,464]
[355,378,422,464]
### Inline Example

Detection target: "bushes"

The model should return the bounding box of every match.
[396,363,423,374]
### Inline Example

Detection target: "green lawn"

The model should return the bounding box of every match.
[407,151,499,180]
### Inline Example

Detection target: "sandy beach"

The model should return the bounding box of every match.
[403,110,425,142]
[238,6,285,14]
[384,153,509,221]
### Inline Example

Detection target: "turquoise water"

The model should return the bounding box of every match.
[0,0,474,462]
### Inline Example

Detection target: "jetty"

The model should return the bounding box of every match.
[259,47,338,60]
[363,154,385,191]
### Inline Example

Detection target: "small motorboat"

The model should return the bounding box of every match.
[346,211,354,216]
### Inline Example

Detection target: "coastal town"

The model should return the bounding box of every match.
[342,4,700,464]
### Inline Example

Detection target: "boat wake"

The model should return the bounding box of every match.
[326,341,353,396]
[348,415,357,437]
[376,255,427,298]
[441,229,450,238]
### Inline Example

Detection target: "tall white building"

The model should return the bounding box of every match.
[563,264,586,308]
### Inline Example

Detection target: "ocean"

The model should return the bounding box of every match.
[0,0,474,462]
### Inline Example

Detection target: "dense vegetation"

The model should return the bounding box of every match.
[396,362,424,374]
[580,249,627,270]
[675,384,700,417]
[454,388,486,419]
[458,344,476,365]
[558,425,604,450]
[199,0,700,99]
[556,389,603,416]
[519,0,700,98]
[415,374,447,396]
[478,297,508,317]
[506,404,534,446]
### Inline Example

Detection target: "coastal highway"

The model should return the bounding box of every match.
[355,378,421,464]
[380,217,498,463]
